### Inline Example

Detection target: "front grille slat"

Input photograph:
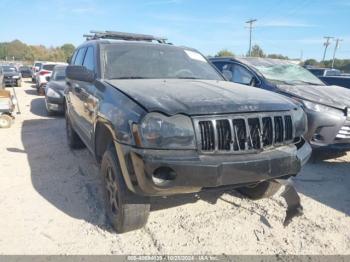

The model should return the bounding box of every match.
[197,112,294,153]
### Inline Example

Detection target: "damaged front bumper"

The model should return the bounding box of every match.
[115,139,312,197]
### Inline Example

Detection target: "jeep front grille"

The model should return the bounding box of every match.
[194,113,294,153]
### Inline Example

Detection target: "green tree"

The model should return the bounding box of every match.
[60,43,75,61]
[303,59,319,66]
[267,54,289,60]
[215,49,234,57]
[248,44,265,57]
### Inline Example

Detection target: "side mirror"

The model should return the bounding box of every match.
[46,76,51,82]
[222,69,233,81]
[66,65,95,83]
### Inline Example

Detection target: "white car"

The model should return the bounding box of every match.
[36,62,67,94]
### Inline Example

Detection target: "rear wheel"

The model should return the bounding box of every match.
[237,181,282,200]
[0,114,12,128]
[65,112,85,149]
[101,145,150,233]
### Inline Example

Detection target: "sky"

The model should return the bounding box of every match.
[0,0,349,60]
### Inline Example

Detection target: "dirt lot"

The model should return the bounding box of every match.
[0,81,349,255]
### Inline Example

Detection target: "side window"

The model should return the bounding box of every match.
[232,64,254,85]
[70,50,78,65]
[74,48,87,65]
[82,47,95,71]
[212,62,229,71]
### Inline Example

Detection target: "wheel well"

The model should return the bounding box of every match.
[95,121,114,163]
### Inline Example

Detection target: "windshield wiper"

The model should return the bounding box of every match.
[175,76,200,79]
[290,80,321,86]
[111,76,149,79]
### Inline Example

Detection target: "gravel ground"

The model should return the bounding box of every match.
[0,81,349,255]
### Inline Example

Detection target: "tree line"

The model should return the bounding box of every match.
[214,44,350,73]
[1,39,349,73]
[0,40,75,63]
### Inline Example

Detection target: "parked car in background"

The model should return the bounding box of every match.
[306,67,350,89]
[0,65,22,87]
[44,65,67,115]
[31,61,45,83]
[65,31,311,233]
[0,67,4,89]
[210,57,350,147]
[36,62,67,94]
[19,66,32,78]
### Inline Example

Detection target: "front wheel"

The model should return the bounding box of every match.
[101,145,150,233]
[0,114,12,128]
[237,181,282,200]
[16,79,22,87]
[65,112,85,149]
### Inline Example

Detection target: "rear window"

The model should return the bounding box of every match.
[43,64,56,71]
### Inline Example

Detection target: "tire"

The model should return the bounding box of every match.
[65,112,85,149]
[0,114,12,128]
[237,181,282,200]
[37,85,45,95]
[101,145,150,233]
[16,79,22,87]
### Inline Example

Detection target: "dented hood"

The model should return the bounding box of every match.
[106,79,297,116]
[277,84,350,110]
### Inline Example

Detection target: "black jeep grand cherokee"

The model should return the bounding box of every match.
[65,31,311,233]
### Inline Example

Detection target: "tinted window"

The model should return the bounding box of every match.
[2,66,17,72]
[71,51,78,65]
[232,65,254,85]
[212,62,230,71]
[83,47,95,71]
[309,69,325,76]
[43,64,56,71]
[74,48,87,65]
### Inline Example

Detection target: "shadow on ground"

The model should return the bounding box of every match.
[15,99,350,231]
[25,89,38,96]
[295,147,350,216]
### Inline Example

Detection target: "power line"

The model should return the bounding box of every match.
[332,38,343,68]
[322,36,333,61]
[246,19,257,56]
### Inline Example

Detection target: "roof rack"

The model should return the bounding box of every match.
[83,30,169,44]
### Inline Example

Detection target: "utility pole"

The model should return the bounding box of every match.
[322,36,333,61]
[331,38,343,68]
[246,19,257,56]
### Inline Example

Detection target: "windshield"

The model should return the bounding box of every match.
[2,66,17,72]
[253,62,324,85]
[102,44,223,80]
[52,68,66,81]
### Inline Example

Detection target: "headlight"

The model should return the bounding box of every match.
[139,113,196,149]
[12,75,20,79]
[302,100,343,115]
[46,87,61,98]
[291,106,307,137]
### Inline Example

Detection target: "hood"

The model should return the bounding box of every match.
[47,80,66,92]
[106,79,297,116]
[276,84,350,110]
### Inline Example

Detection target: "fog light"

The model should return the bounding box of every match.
[152,167,176,186]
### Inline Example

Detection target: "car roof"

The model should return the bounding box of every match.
[76,39,198,52]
